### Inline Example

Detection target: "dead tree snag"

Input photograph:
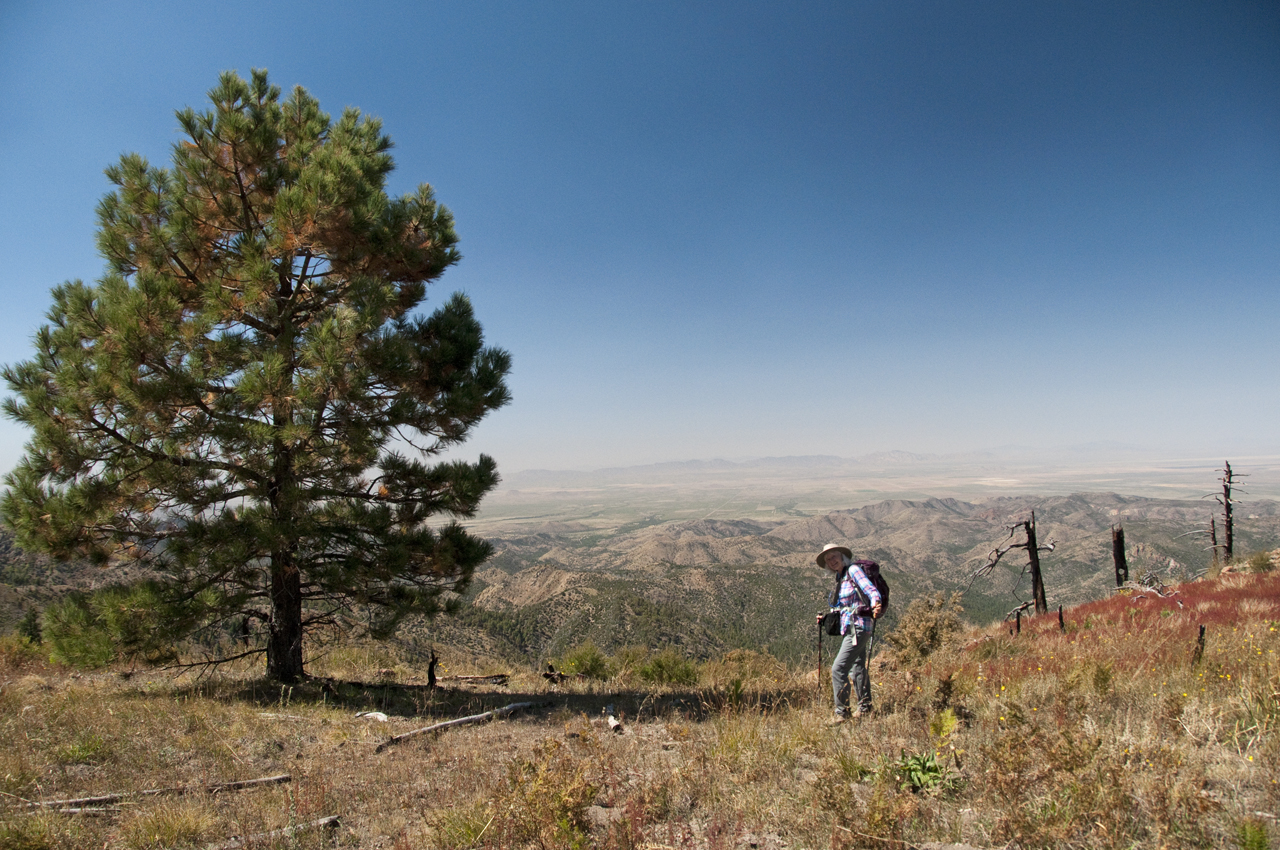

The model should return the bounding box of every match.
[968,511,1057,617]
[1205,462,1245,564]
[1112,525,1129,587]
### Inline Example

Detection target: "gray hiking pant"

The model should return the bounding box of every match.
[831,628,872,715]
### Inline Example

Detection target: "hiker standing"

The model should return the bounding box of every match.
[816,543,882,723]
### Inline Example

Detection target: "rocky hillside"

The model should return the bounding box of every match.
[5,491,1278,669]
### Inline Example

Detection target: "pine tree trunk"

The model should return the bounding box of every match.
[267,420,303,681]
[267,553,304,682]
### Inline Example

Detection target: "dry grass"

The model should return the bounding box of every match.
[1,572,1278,849]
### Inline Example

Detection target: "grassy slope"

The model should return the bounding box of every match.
[1,569,1277,849]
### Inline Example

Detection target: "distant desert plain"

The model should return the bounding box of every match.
[469,447,1280,534]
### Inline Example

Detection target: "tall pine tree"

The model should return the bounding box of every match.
[2,70,511,681]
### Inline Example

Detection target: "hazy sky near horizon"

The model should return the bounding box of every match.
[1,1,1277,474]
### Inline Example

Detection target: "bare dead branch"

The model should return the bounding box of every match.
[964,522,1035,592]
[1003,601,1034,620]
[158,647,265,672]
[27,774,291,811]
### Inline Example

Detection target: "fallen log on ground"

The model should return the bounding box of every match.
[1118,580,1179,598]
[28,774,291,810]
[438,674,510,685]
[375,702,542,753]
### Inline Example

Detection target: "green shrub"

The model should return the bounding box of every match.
[883,592,966,666]
[497,738,597,848]
[612,644,652,673]
[18,607,42,645]
[701,648,781,688]
[636,648,697,686]
[0,634,43,671]
[45,594,117,668]
[555,640,613,679]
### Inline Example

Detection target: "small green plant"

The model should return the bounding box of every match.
[43,582,195,668]
[1063,660,1113,696]
[431,801,496,849]
[55,733,113,765]
[889,749,956,794]
[1246,551,1275,574]
[119,800,216,849]
[498,738,598,848]
[834,749,872,782]
[725,676,746,708]
[1237,816,1272,850]
[0,821,54,850]
[44,593,116,668]
[929,707,959,741]
[971,634,1023,661]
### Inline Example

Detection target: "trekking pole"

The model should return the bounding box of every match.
[816,619,823,703]
[864,625,876,692]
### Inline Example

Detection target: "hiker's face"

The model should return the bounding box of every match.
[824,550,844,571]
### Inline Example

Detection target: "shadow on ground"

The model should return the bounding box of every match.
[167,673,814,726]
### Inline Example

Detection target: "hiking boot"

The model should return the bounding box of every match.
[826,714,848,726]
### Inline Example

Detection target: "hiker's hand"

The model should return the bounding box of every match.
[872,603,883,618]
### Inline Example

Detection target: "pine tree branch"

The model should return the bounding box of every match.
[159,647,265,670]
[225,139,263,244]
[84,413,265,484]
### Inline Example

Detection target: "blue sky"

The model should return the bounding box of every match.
[1,1,1277,473]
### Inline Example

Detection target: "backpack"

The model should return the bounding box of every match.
[852,559,889,618]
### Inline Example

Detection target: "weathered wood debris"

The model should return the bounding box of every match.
[375,701,544,753]
[25,773,292,812]
[204,814,340,850]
